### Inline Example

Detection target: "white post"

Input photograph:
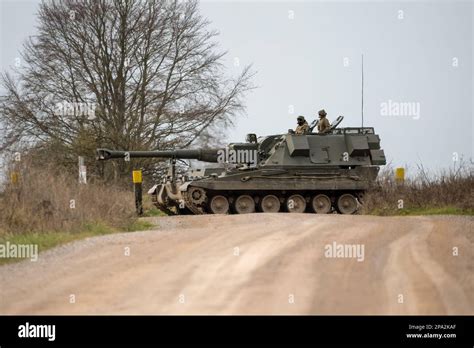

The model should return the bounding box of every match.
[78,156,87,184]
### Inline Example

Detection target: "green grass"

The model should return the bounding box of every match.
[0,219,155,265]
[123,219,155,231]
[370,206,474,216]
[396,206,474,216]
[141,206,168,217]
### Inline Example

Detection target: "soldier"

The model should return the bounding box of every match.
[317,109,331,133]
[295,115,310,135]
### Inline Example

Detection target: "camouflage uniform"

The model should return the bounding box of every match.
[317,109,331,133]
[295,116,310,135]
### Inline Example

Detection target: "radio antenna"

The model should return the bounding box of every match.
[361,54,364,128]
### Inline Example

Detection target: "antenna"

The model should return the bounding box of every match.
[361,54,364,128]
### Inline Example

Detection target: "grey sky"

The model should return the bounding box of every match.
[1,0,472,174]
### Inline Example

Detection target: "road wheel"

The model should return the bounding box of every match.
[259,194,280,213]
[188,187,206,205]
[209,195,229,214]
[337,194,358,214]
[311,194,332,214]
[286,194,306,213]
[234,195,256,214]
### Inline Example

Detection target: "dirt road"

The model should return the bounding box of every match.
[0,214,472,314]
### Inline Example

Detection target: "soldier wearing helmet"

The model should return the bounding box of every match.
[317,109,331,133]
[295,115,310,135]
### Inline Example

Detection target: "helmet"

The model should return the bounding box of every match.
[297,115,305,121]
[318,109,327,117]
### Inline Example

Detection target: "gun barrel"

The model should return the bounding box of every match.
[96,148,219,162]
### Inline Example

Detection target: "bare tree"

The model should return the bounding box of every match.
[0,0,253,178]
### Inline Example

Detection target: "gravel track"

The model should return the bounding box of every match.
[0,214,472,314]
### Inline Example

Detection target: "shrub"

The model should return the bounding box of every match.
[0,159,136,235]
[362,163,473,215]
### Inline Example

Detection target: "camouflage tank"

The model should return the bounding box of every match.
[96,116,386,215]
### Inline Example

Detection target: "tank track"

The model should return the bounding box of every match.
[177,188,364,215]
[182,189,206,215]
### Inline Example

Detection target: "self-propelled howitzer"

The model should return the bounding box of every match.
[96,116,386,215]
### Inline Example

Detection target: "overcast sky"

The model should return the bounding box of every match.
[1,0,472,174]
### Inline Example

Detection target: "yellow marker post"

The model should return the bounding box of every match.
[132,170,142,184]
[133,170,143,215]
[10,171,19,185]
[395,167,405,183]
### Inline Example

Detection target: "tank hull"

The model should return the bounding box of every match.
[150,165,379,215]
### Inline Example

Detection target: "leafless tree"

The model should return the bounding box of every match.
[0,0,253,178]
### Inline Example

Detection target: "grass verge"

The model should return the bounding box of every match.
[0,219,155,265]
[369,206,474,216]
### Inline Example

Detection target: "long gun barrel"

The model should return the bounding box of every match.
[96,148,219,163]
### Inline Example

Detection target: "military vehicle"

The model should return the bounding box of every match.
[96,116,386,215]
